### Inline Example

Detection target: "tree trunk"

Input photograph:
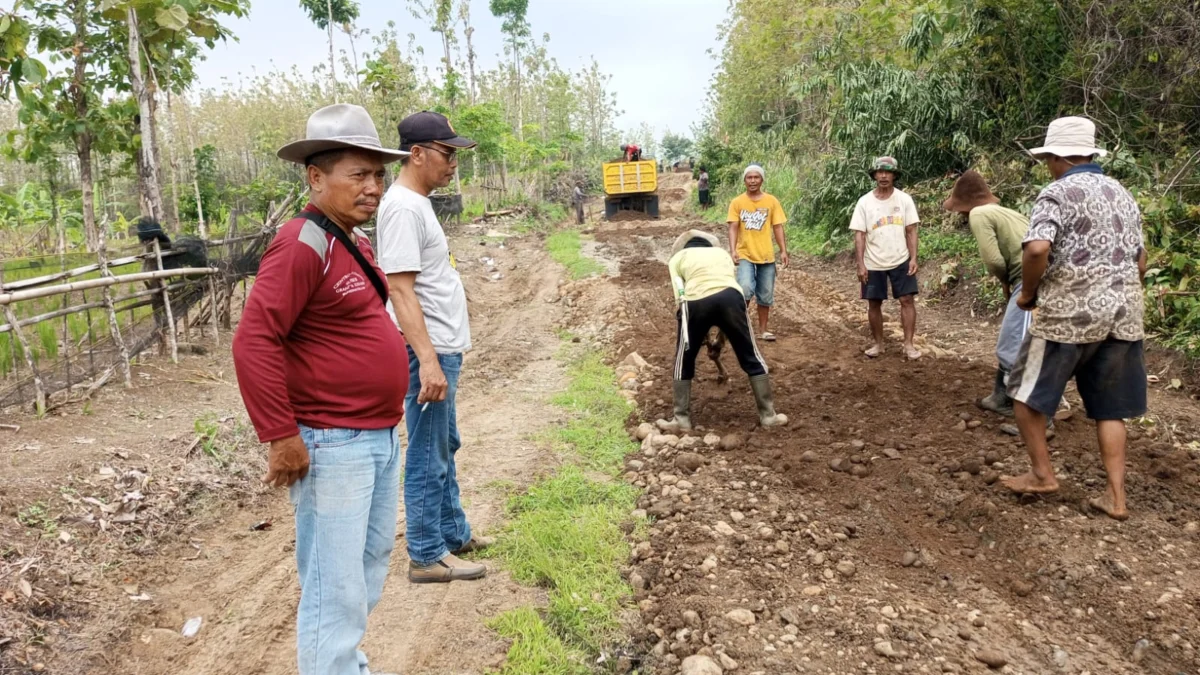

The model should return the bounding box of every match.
[514,40,523,140]
[346,25,362,99]
[464,26,478,104]
[181,98,207,238]
[326,0,338,100]
[164,85,182,232]
[47,168,64,255]
[71,0,98,252]
[126,7,165,223]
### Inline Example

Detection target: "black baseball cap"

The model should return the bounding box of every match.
[397,111,477,151]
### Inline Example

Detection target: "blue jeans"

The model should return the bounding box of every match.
[403,349,471,565]
[291,424,401,675]
[736,260,777,307]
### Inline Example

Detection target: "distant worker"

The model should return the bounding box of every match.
[572,182,585,225]
[620,143,641,162]
[727,164,789,341]
[943,170,1030,416]
[1002,116,1147,521]
[697,166,711,208]
[851,156,921,360]
[668,229,787,430]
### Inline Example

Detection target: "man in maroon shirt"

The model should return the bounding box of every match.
[232,103,409,675]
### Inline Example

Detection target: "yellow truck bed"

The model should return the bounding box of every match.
[602,160,658,196]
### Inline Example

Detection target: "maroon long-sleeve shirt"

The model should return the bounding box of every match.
[232,204,408,443]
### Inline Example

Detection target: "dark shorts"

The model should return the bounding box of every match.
[1008,335,1147,420]
[862,260,918,300]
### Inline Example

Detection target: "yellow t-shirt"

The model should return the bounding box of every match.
[668,247,742,303]
[727,193,786,264]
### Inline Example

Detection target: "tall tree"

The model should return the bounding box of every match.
[298,0,360,100]
[458,0,477,104]
[488,0,529,138]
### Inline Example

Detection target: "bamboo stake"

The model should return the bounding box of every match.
[207,276,220,347]
[97,226,133,388]
[4,250,184,292]
[0,281,192,334]
[0,268,216,305]
[153,240,179,363]
[0,268,46,414]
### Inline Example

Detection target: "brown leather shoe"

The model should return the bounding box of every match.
[452,535,495,555]
[408,554,486,583]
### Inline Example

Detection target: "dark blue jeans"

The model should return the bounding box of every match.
[403,348,472,565]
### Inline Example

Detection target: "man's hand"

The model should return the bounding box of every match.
[857,263,869,285]
[418,360,449,404]
[1003,282,1012,301]
[730,250,739,265]
[907,258,919,276]
[779,251,790,268]
[1016,288,1038,311]
[263,435,310,488]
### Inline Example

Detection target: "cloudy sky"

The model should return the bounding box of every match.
[190,0,730,139]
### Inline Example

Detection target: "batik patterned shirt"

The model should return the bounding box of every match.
[1024,166,1144,343]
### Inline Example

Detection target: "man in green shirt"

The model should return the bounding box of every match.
[943,171,1030,416]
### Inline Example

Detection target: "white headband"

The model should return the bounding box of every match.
[743,165,764,181]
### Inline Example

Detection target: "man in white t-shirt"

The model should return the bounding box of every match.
[376,110,491,584]
[849,156,922,360]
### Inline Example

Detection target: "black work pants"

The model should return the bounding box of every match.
[674,287,767,380]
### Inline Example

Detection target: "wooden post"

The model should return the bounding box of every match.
[153,240,178,363]
[208,276,220,347]
[0,267,46,414]
[97,225,133,387]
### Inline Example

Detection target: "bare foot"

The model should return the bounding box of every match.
[1001,471,1060,494]
[1089,492,1129,521]
[903,344,922,360]
[864,344,883,358]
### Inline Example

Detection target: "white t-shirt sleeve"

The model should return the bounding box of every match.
[377,203,424,274]
[904,193,921,226]
[849,197,868,232]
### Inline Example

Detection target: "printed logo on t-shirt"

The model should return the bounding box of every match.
[448,252,457,269]
[740,208,770,231]
[333,271,367,297]
[871,212,906,231]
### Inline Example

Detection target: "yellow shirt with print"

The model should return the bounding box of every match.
[727,193,786,264]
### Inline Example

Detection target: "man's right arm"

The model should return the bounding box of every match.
[377,202,447,403]
[1017,196,1059,310]
[387,272,447,403]
[850,203,868,283]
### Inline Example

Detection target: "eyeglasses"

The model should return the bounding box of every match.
[416,144,457,161]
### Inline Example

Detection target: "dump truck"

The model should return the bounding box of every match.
[602,159,659,219]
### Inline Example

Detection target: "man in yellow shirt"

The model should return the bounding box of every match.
[668,230,787,431]
[727,164,790,341]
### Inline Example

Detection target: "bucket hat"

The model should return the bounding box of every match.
[868,156,900,179]
[277,104,409,165]
[671,229,720,256]
[1028,116,1107,159]
[942,170,1000,213]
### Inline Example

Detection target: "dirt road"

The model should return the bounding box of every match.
[1,227,568,674]
[4,170,1199,675]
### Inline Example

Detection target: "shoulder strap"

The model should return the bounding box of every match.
[298,211,389,305]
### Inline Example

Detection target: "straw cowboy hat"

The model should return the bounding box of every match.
[277,103,409,165]
[671,229,720,256]
[1028,116,1108,159]
[942,170,1000,214]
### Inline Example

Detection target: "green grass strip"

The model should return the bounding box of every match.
[488,344,640,673]
[546,230,604,280]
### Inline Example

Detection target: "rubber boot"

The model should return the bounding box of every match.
[672,380,693,431]
[749,375,788,427]
[977,368,1014,417]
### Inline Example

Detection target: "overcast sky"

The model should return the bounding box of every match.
[190,0,729,139]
